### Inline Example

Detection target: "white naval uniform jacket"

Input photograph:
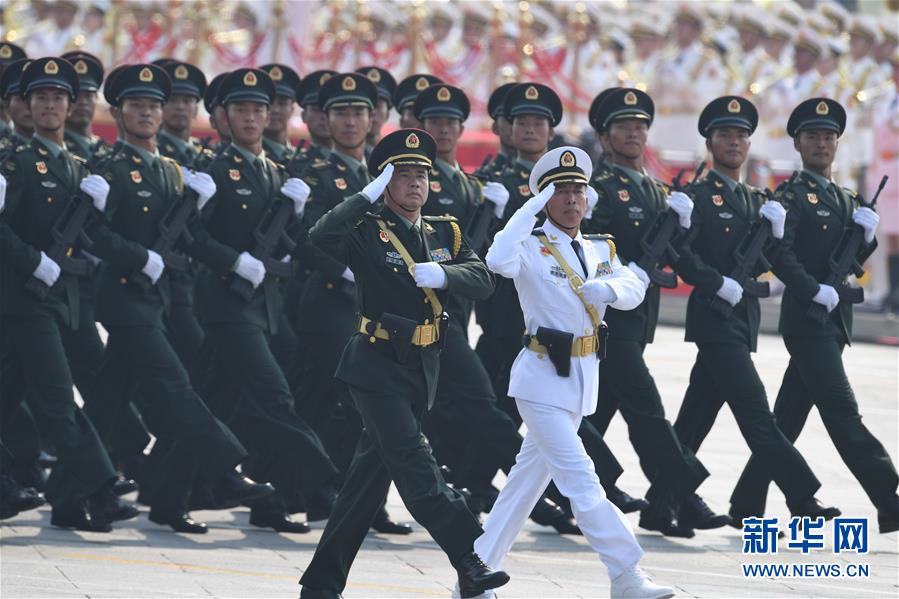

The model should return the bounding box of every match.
[486,211,645,416]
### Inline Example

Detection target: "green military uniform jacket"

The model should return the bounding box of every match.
[93,145,189,328]
[308,192,494,407]
[585,164,671,344]
[158,130,215,171]
[190,144,294,333]
[0,138,91,326]
[772,171,875,345]
[675,171,770,352]
[0,132,30,162]
[262,136,295,168]
[294,151,371,334]
[477,159,534,338]
[64,131,113,167]
[422,161,484,328]
[286,142,329,178]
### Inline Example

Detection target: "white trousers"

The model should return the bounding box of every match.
[474,399,644,580]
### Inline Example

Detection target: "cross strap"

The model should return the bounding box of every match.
[536,233,602,332]
[375,218,444,320]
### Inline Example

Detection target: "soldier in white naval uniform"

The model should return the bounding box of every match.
[471,147,673,599]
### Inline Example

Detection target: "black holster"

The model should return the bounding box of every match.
[436,312,449,350]
[378,312,418,364]
[597,321,609,360]
[533,326,574,377]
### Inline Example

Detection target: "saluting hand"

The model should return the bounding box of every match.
[523,183,556,217]
[412,262,447,289]
[586,185,599,213]
[362,163,394,203]
[483,182,509,219]
[80,174,109,212]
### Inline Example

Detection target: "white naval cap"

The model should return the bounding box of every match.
[529,146,593,196]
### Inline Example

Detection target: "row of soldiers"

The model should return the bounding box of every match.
[0,46,897,548]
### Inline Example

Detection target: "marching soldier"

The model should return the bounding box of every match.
[355,65,397,153]
[478,145,672,599]
[60,51,111,165]
[84,63,273,533]
[294,72,409,535]
[298,128,508,599]
[0,57,137,532]
[584,88,723,537]
[259,63,301,167]
[203,72,231,157]
[476,82,517,180]
[287,69,335,177]
[0,43,28,140]
[0,59,34,159]
[188,68,339,532]
[728,97,898,533]
[157,60,213,171]
[393,73,442,129]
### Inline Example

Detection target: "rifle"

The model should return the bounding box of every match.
[464,153,499,255]
[127,185,198,291]
[24,190,95,299]
[708,174,798,318]
[635,161,706,288]
[807,174,888,325]
[230,196,297,301]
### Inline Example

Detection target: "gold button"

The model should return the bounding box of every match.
[143,206,149,213]
[119,277,127,284]
[424,297,429,303]
[537,354,544,360]
[822,224,828,230]
[424,319,430,325]
[326,282,334,289]
[304,269,311,275]
[634,221,640,227]
[241,203,248,210]
[369,336,376,343]
[393,267,399,272]
[725,227,730,233]
[47,197,52,203]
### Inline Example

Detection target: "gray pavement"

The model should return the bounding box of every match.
[2,325,898,598]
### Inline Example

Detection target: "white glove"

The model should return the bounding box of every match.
[716,276,744,307]
[412,262,447,289]
[759,201,786,239]
[234,251,266,288]
[141,249,165,284]
[523,183,556,217]
[483,181,509,219]
[181,167,216,211]
[581,279,617,307]
[0,172,6,214]
[362,163,394,203]
[627,261,651,287]
[80,174,109,212]
[341,267,355,283]
[666,190,693,230]
[32,251,61,287]
[852,207,879,244]
[812,284,840,313]
[586,185,598,213]
[281,177,311,215]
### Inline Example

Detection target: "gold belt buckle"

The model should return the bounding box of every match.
[579,336,596,355]
[418,325,435,346]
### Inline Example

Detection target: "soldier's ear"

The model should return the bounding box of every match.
[705,138,712,153]
[490,119,499,136]
[459,122,465,137]
[793,137,800,152]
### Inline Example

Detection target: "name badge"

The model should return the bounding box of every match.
[385,251,404,266]
[816,209,831,217]
[549,265,566,278]
[718,211,734,219]
[41,180,57,188]
[236,188,253,195]
[437,197,454,205]
[137,190,152,198]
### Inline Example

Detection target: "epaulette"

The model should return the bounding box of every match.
[71,154,87,165]
[422,214,458,222]
[843,186,857,198]
[595,171,614,182]
[266,157,280,170]
[583,233,614,240]
[530,227,545,236]
[311,158,329,169]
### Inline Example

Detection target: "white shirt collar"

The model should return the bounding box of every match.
[542,217,583,245]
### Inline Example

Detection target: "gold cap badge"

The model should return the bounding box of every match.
[139,67,153,82]
[341,76,356,91]
[415,77,429,91]
[320,72,332,85]
[45,60,59,75]
[727,99,740,113]
[624,91,637,105]
[74,60,88,75]
[525,85,539,100]
[816,100,829,115]
[243,70,257,86]
[405,133,420,148]
[174,65,188,80]
[269,66,283,81]
[437,87,451,102]
[366,69,381,83]
[0,46,11,59]
[560,150,576,167]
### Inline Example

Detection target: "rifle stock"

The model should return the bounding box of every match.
[230,196,297,301]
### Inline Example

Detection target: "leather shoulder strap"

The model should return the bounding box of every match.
[536,233,602,332]
[376,218,444,319]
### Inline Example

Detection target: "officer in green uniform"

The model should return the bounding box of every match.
[583,88,720,537]
[0,57,136,532]
[86,63,271,533]
[0,59,34,160]
[286,70,335,177]
[157,60,214,171]
[294,72,409,534]
[474,82,517,180]
[203,71,231,157]
[298,128,508,599]
[189,68,339,532]
[260,63,301,167]
[393,73,442,129]
[728,97,899,533]
[0,42,27,141]
[60,52,111,166]
[356,65,396,155]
